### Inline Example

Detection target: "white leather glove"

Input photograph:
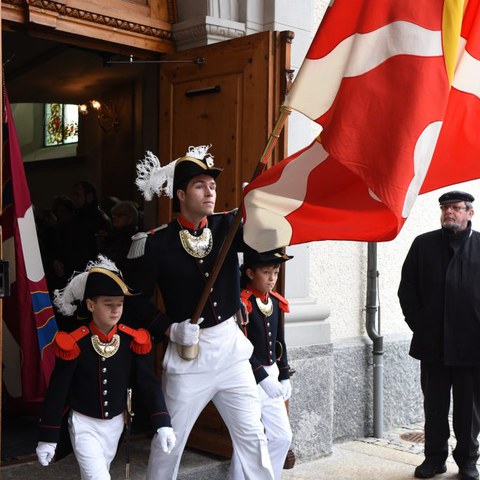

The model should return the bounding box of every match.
[155,427,176,454]
[259,376,284,399]
[169,318,203,346]
[36,441,57,466]
[281,379,292,400]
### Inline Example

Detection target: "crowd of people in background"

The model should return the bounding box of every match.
[33,180,143,330]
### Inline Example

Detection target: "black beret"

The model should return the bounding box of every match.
[243,248,293,269]
[438,190,475,204]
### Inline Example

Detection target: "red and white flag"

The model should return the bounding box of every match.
[243,0,478,251]
[422,0,480,192]
[2,93,58,411]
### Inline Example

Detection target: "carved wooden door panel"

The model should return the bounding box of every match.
[157,30,291,457]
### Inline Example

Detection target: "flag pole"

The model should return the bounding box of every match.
[178,105,292,361]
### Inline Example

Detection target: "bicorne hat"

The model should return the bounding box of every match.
[243,248,293,270]
[53,255,138,316]
[173,145,223,193]
[135,145,222,205]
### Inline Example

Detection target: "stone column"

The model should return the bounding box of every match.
[173,0,246,51]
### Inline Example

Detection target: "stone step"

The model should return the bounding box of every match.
[0,437,230,479]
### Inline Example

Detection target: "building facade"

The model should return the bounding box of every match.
[4,0,475,466]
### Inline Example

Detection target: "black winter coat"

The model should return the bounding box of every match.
[398,223,480,365]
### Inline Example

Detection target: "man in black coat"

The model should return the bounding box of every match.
[399,190,480,480]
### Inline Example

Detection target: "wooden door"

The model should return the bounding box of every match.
[157,30,291,224]
[156,30,292,457]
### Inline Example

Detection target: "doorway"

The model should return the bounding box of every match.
[1,26,290,464]
[2,28,154,464]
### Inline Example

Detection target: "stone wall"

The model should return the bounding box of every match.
[288,333,423,462]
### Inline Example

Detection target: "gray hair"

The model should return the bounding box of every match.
[111,201,139,225]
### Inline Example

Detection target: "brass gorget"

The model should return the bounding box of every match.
[256,296,273,317]
[91,334,120,358]
[179,227,213,258]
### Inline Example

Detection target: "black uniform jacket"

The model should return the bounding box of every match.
[125,211,245,339]
[241,286,290,383]
[38,322,171,443]
[398,223,480,365]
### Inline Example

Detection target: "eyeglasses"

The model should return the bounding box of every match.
[440,205,467,212]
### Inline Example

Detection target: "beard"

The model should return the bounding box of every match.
[442,220,461,231]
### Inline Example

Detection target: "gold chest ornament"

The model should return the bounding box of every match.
[179,227,213,258]
[256,296,273,317]
[91,334,120,358]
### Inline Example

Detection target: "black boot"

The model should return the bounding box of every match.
[414,459,447,478]
[458,465,479,480]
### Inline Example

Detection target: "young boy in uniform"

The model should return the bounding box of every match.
[35,255,175,479]
[229,248,293,480]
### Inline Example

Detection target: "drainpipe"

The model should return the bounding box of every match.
[366,242,384,438]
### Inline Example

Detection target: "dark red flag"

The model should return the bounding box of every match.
[2,93,58,411]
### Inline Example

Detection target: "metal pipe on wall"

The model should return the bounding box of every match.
[365,242,384,438]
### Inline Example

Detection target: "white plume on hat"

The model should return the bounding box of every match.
[135,151,177,201]
[53,255,120,316]
[185,144,214,166]
[134,145,214,201]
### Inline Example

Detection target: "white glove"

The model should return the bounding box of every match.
[259,376,284,399]
[169,318,203,346]
[155,427,176,454]
[281,379,292,400]
[36,441,57,466]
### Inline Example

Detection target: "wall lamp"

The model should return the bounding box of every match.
[78,99,119,132]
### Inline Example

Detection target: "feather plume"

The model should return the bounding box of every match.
[187,144,213,162]
[135,151,177,201]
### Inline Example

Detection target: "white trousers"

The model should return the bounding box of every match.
[69,410,124,480]
[146,317,274,480]
[228,364,293,480]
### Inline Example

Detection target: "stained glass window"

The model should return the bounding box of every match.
[44,103,79,146]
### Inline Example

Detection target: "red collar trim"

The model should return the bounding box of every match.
[90,322,117,342]
[247,284,269,303]
[178,215,208,230]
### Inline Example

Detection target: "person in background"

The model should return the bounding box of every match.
[51,181,112,291]
[229,248,293,480]
[125,146,274,480]
[71,180,112,254]
[44,196,76,292]
[102,200,139,272]
[36,255,175,479]
[398,191,480,480]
